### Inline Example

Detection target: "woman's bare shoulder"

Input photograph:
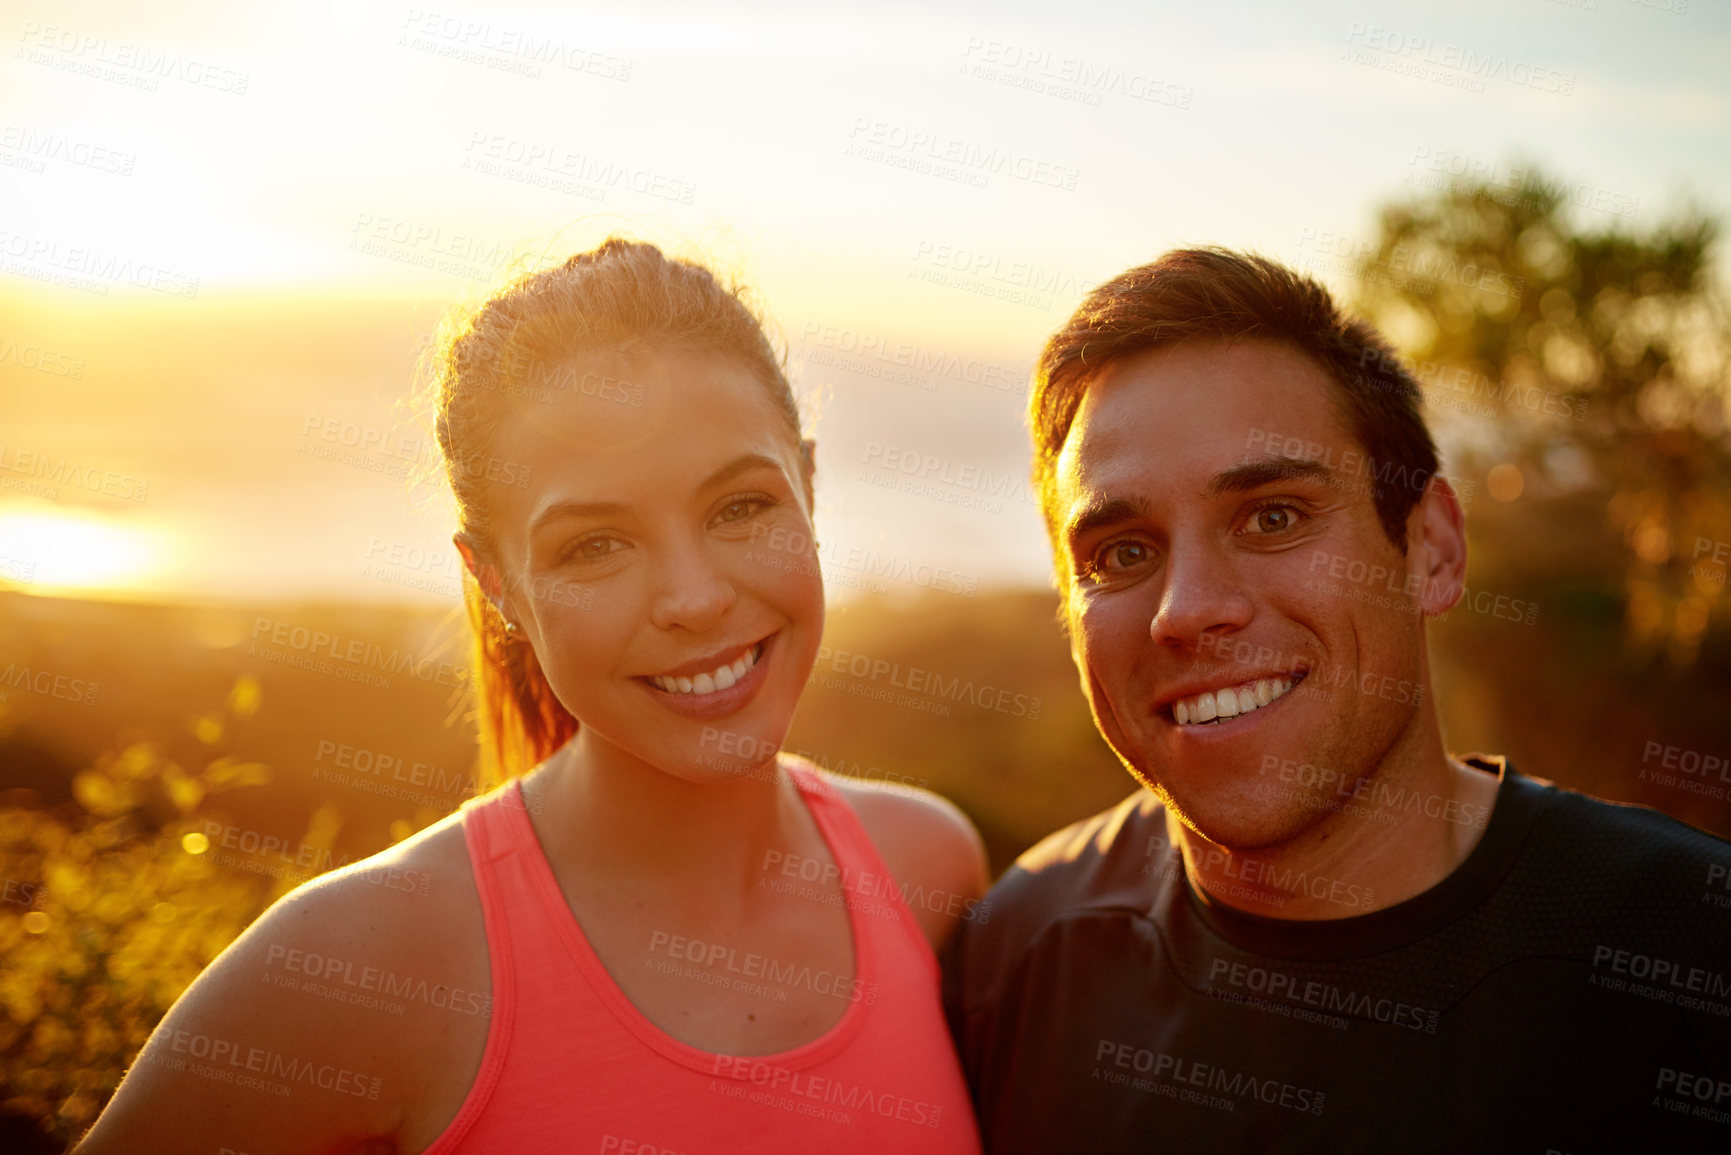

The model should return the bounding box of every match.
[308,806,479,938]
[245,807,486,1008]
[75,808,491,1154]
[817,769,990,952]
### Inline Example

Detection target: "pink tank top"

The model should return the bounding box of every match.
[422,761,983,1154]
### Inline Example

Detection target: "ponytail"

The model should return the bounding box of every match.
[463,571,578,788]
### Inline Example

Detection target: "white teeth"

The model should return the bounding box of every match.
[651,643,761,695]
[1171,673,1299,726]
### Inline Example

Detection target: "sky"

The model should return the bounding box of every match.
[1,0,1727,605]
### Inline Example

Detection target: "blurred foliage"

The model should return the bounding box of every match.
[1353,164,1731,665]
[0,677,277,1145]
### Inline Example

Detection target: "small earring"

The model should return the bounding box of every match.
[503,619,520,638]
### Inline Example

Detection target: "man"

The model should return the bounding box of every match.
[942,248,1731,1153]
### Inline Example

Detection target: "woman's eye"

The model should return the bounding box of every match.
[567,537,624,563]
[714,496,771,525]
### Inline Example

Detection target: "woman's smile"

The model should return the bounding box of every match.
[637,633,777,719]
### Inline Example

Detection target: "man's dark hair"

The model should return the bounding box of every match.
[1029,247,1440,565]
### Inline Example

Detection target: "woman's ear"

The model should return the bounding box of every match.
[455,532,504,605]
[798,438,817,508]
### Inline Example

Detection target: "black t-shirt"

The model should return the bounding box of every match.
[942,757,1731,1154]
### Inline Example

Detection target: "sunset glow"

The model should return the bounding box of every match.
[0,508,167,596]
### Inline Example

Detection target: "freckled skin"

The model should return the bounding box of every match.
[1055,337,1480,884]
[478,347,827,783]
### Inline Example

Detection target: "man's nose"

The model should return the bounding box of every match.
[1150,544,1255,651]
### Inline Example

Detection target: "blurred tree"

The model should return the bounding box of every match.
[0,677,277,1145]
[1352,164,1731,666]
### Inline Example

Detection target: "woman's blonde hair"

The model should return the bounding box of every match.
[427,237,800,787]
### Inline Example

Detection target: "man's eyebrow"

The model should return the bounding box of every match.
[1205,456,1336,497]
[1063,495,1152,549]
[528,452,784,535]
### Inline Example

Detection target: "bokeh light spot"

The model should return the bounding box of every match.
[1487,464,1524,502]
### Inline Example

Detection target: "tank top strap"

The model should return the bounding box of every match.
[458,779,552,973]
[420,782,528,1152]
[783,758,938,971]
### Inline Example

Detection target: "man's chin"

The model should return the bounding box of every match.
[1155,780,1331,853]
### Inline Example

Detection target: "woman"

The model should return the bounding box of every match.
[77,239,988,1153]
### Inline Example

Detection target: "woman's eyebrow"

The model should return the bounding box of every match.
[700,451,784,490]
[529,498,630,535]
[528,453,783,535]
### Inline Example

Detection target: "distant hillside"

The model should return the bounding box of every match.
[4,566,1729,883]
[0,590,479,868]
[0,587,1130,875]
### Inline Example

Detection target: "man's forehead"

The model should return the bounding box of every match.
[1054,338,1347,503]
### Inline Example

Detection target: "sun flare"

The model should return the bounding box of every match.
[0,509,165,595]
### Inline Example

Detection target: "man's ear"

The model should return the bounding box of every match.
[1410,475,1468,616]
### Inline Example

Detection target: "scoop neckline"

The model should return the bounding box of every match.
[1175,756,1541,961]
[502,764,873,1074]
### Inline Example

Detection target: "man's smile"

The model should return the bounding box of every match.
[1165,669,1309,726]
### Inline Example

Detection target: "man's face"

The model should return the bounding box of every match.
[1052,338,1443,850]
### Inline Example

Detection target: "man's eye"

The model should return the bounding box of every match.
[1089,539,1153,581]
[1247,504,1303,534]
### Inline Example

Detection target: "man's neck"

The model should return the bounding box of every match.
[1172,747,1502,921]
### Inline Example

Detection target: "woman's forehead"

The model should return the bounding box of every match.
[478,350,802,528]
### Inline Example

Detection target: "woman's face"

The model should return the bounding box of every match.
[477,347,824,781]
